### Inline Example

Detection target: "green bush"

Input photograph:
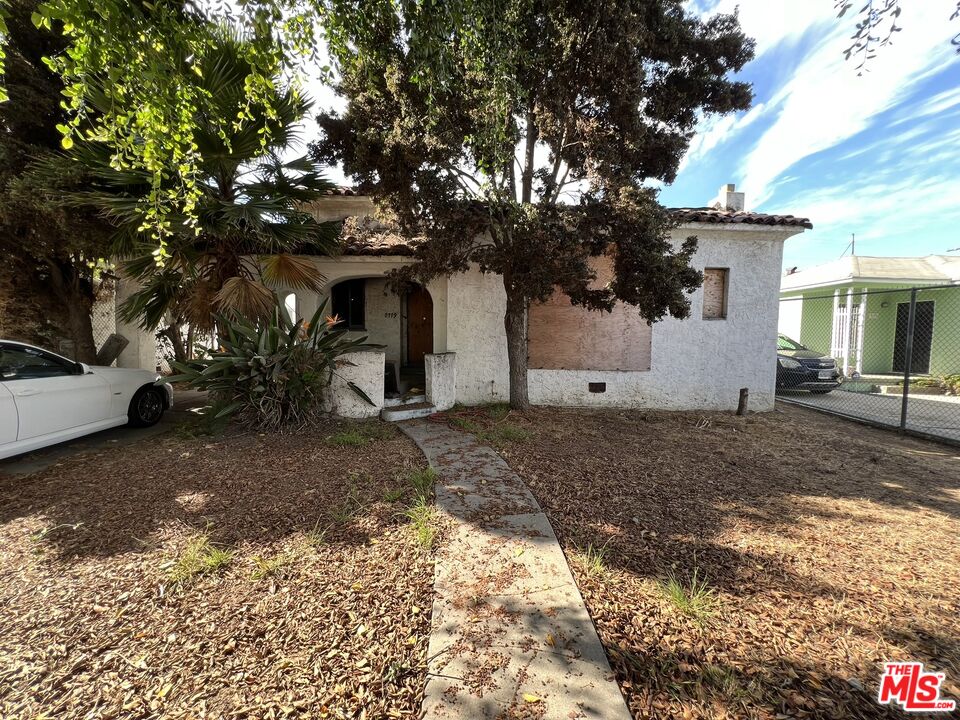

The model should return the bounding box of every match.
[167,299,379,430]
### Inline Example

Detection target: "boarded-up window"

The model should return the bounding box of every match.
[702,268,728,320]
[527,256,652,371]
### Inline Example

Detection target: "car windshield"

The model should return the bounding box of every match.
[777,335,808,352]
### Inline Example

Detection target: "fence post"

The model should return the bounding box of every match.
[899,288,917,432]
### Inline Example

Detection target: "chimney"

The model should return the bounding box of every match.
[712,183,745,212]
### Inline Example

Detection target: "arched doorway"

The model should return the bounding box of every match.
[406,285,433,365]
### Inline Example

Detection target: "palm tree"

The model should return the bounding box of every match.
[67,30,339,357]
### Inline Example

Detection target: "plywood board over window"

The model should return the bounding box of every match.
[702,268,728,320]
[527,256,652,371]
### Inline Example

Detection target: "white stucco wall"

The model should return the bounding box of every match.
[446,269,510,404]
[446,224,799,411]
[321,350,385,419]
[114,277,158,371]
[425,352,457,410]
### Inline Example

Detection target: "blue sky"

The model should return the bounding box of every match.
[662,1,960,271]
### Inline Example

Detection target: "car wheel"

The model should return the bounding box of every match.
[128,386,166,427]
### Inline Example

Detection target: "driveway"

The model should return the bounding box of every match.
[0,389,207,478]
[777,388,960,443]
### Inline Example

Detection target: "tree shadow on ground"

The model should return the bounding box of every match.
[0,417,426,559]
[500,403,960,719]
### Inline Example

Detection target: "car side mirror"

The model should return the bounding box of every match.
[77,362,91,374]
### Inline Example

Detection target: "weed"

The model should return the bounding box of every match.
[701,664,740,695]
[576,542,608,577]
[406,499,437,550]
[656,565,719,622]
[449,416,482,433]
[303,521,328,548]
[327,422,394,447]
[483,402,511,421]
[29,522,84,543]
[250,552,294,581]
[383,487,405,503]
[329,500,357,523]
[406,467,437,502]
[168,535,232,585]
[327,429,368,447]
[477,423,530,447]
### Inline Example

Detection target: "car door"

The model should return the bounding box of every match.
[0,383,17,450]
[0,345,110,441]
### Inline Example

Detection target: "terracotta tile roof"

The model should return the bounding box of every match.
[321,186,364,196]
[670,207,813,229]
[334,201,813,256]
[341,233,416,256]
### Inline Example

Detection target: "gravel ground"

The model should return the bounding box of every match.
[496,402,960,720]
[0,418,434,719]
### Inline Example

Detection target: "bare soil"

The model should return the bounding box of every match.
[0,418,433,719]
[500,402,960,720]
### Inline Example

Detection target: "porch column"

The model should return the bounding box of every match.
[843,288,853,374]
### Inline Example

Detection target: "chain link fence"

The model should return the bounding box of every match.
[777,284,960,445]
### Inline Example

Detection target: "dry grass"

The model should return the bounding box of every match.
[0,417,434,719]
[504,403,960,719]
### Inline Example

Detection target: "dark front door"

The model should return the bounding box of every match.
[406,286,433,365]
[893,300,934,374]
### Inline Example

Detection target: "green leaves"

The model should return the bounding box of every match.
[166,297,381,430]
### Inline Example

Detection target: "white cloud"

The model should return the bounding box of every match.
[768,171,960,253]
[737,4,955,208]
[679,102,767,173]
[707,0,827,57]
[895,85,960,124]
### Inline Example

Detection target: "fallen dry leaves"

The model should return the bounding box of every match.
[503,403,960,720]
[0,419,434,719]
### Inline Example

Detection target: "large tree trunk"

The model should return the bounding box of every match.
[47,259,98,363]
[161,322,188,364]
[503,278,530,410]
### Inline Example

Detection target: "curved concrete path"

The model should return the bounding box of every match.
[399,419,631,720]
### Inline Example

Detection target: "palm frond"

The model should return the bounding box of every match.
[213,277,276,321]
[260,253,326,291]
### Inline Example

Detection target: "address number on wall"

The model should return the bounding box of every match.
[384,312,398,319]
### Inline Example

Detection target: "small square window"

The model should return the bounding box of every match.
[702,268,728,320]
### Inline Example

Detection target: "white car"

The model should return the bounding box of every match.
[0,340,173,460]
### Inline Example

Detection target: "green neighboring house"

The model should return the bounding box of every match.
[779,255,960,377]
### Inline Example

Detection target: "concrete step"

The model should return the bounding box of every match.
[383,394,426,408]
[381,401,437,422]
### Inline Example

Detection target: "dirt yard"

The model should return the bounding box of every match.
[496,403,960,720]
[0,418,434,719]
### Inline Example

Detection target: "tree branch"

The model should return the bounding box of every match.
[521,105,538,204]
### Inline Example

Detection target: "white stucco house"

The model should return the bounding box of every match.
[271,184,811,419]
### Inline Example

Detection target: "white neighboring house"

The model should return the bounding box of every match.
[271,184,810,418]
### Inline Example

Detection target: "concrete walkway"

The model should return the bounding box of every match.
[399,419,631,720]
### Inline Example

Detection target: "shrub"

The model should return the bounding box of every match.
[167,298,379,430]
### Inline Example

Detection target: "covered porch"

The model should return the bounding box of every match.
[276,256,456,419]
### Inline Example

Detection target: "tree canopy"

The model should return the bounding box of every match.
[313,0,754,408]
[61,29,340,348]
[0,0,956,247]
[0,0,113,362]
